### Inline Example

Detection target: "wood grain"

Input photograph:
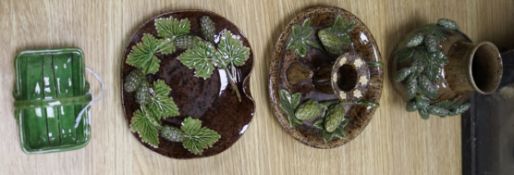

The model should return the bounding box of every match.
[1,0,513,174]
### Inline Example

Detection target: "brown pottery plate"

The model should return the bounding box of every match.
[122,10,254,158]
[269,6,383,148]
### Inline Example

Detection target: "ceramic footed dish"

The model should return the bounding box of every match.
[121,10,254,158]
[269,6,383,148]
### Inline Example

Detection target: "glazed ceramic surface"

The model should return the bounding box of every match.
[122,10,254,158]
[269,6,383,148]
[391,19,502,118]
[13,48,91,153]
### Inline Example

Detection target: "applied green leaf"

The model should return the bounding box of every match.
[279,89,302,126]
[279,89,301,112]
[181,117,221,155]
[177,40,217,79]
[157,38,176,55]
[312,119,324,130]
[295,100,325,121]
[155,17,191,39]
[286,19,317,58]
[130,108,161,147]
[147,80,180,119]
[126,34,162,74]
[328,15,356,33]
[318,15,355,55]
[321,120,348,142]
[214,30,250,68]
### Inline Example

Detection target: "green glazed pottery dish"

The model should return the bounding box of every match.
[13,48,92,153]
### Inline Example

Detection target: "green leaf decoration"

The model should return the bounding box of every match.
[147,80,180,119]
[406,100,418,112]
[129,80,180,148]
[329,15,356,33]
[405,74,418,99]
[130,108,161,147]
[355,99,379,108]
[312,119,324,130]
[414,95,430,110]
[181,117,221,155]
[419,108,430,119]
[279,89,302,126]
[424,64,443,82]
[395,67,415,82]
[405,33,424,48]
[367,61,384,68]
[395,47,415,63]
[452,102,471,114]
[177,40,217,79]
[214,30,251,68]
[278,92,350,141]
[286,19,317,58]
[424,34,439,52]
[318,30,350,55]
[126,34,162,74]
[172,20,249,102]
[318,15,355,55]
[294,100,325,121]
[321,119,348,142]
[157,38,176,55]
[324,103,346,133]
[432,100,471,116]
[428,106,450,116]
[437,18,459,30]
[155,17,191,39]
[126,17,192,74]
[417,75,438,98]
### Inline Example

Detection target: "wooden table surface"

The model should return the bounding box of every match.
[1,0,513,174]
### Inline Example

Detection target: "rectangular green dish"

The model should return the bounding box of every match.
[13,48,91,153]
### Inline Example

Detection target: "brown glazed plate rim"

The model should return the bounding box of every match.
[121,10,255,158]
[268,6,383,148]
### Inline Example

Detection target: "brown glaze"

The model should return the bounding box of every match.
[391,27,502,104]
[121,10,254,159]
[269,6,383,148]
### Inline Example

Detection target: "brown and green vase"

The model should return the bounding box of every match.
[269,6,383,148]
[391,19,503,119]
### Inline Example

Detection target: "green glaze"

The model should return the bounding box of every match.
[13,48,91,153]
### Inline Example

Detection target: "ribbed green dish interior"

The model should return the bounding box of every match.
[14,48,91,153]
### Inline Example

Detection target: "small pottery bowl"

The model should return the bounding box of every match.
[269,6,383,148]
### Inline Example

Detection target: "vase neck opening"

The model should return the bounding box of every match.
[468,42,502,94]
